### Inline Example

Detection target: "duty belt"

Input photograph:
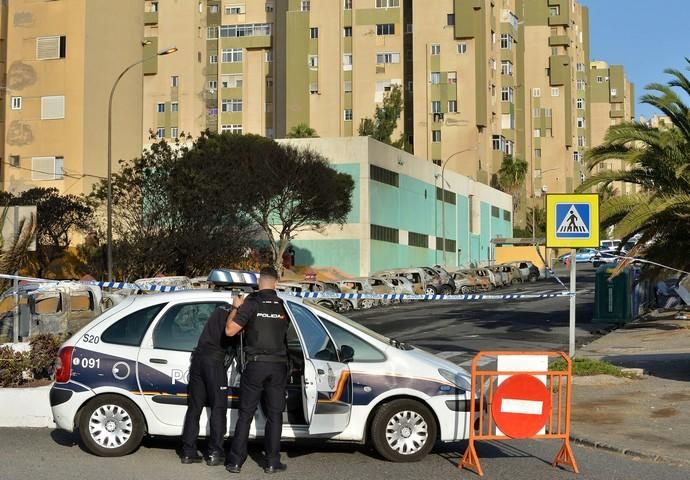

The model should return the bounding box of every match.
[246,354,288,363]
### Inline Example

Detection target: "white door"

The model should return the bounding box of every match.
[286,302,351,435]
[137,300,232,427]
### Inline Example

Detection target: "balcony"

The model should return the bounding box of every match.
[548,35,570,47]
[219,23,272,48]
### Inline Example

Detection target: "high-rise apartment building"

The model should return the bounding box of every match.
[0,0,145,196]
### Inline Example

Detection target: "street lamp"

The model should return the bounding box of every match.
[106,46,177,281]
[438,146,478,267]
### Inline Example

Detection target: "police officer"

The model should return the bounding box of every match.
[224,266,289,474]
[180,298,242,466]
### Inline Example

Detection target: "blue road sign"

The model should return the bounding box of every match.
[555,203,591,239]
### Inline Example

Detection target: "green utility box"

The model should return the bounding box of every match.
[592,265,635,324]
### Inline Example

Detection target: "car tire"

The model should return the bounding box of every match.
[460,286,471,294]
[340,300,354,312]
[528,273,538,283]
[439,285,452,295]
[78,394,145,457]
[370,399,438,463]
[424,286,437,296]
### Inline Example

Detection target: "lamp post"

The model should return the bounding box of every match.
[107,46,177,281]
[439,146,478,267]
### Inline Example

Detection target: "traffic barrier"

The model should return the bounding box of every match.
[460,351,578,476]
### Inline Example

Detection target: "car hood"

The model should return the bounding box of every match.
[401,345,471,377]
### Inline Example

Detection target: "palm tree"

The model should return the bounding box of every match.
[497,154,528,214]
[0,206,37,290]
[576,59,690,270]
[286,123,318,138]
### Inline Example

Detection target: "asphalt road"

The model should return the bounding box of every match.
[1,427,690,480]
[349,264,604,368]
[4,263,686,479]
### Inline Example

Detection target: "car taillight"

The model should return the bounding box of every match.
[55,346,74,383]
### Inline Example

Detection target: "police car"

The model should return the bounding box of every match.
[50,273,473,462]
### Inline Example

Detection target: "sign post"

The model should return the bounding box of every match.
[546,194,599,357]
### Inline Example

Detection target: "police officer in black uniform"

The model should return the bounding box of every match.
[224,266,289,474]
[180,297,242,466]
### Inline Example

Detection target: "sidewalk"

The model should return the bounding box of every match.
[570,310,690,466]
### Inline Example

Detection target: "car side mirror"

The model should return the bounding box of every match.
[340,345,355,363]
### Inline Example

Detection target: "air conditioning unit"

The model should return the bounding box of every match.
[9,155,19,167]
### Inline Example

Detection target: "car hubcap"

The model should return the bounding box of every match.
[89,404,133,448]
[425,288,435,295]
[385,410,428,455]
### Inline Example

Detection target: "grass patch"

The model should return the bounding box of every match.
[550,358,632,377]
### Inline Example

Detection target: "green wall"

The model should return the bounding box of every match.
[291,239,360,276]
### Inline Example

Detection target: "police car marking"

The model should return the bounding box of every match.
[112,361,131,380]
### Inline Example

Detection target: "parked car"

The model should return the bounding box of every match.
[450,271,478,294]
[335,278,377,309]
[497,264,522,285]
[488,266,509,287]
[600,239,621,250]
[507,261,540,282]
[50,280,472,462]
[374,268,441,295]
[471,268,494,291]
[558,248,599,263]
[591,250,620,268]
[299,280,346,312]
[385,276,416,299]
[429,266,456,295]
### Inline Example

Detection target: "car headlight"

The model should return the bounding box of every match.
[438,368,471,392]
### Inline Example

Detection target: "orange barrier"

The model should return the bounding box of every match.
[460,351,579,476]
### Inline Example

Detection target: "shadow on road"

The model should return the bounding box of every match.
[435,440,555,469]
[601,353,690,382]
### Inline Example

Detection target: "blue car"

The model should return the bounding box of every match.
[558,248,599,263]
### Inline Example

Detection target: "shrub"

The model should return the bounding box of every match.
[0,346,30,387]
[28,333,62,380]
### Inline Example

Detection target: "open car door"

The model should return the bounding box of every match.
[286,302,351,435]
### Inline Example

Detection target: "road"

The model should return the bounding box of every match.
[3,264,687,479]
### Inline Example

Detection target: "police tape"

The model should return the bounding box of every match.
[0,273,573,300]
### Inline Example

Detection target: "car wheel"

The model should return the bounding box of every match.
[528,273,538,283]
[339,300,353,312]
[424,286,437,296]
[371,399,438,463]
[460,285,471,294]
[78,394,145,457]
[439,285,452,295]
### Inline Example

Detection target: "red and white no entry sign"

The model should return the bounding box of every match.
[491,374,552,439]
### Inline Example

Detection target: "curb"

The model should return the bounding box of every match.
[569,434,690,468]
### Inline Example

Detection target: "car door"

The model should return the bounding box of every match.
[286,301,351,435]
[137,300,231,427]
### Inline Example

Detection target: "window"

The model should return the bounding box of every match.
[535,148,542,158]
[447,13,455,26]
[287,304,339,362]
[501,113,514,129]
[376,0,399,7]
[221,99,243,112]
[343,53,353,70]
[430,44,440,55]
[576,62,586,72]
[545,128,552,137]
[492,135,504,151]
[221,124,243,133]
[208,79,217,90]
[448,100,457,113]
[533,128,541,138]
[577,79,586,90]
[371,224,399,243]
[157,102,165,113]
[320,317,385,362]
[543,108,552,117]
[69,292,94,313]
[266,77,273,89]
[222,48,243,63]
[344,26,352,37]
[596,76,604,83]
[504,210,511,222]
[207,26,219,39]
[370,165,399,187]
[157,127,165,138]
[578,136,586,147]
[31,156,64,181]
[344,0,352,8]
[406,23,413,33]
[153,302,225,352]
[266,1,274,12]
[265,102,273,113]
[430,72,441,84]
[408,232,428,248]
[171,102,179,112]
[301,0,310,11]
[310,82,319,94]
[309,55,319,68]
[432,130,441,142]
[406,81,413,91]
[209,54,218,64]
[551,87,560,97]
[577,117,585,128]
[500,33,512,50]
[610,88,617,96]
[500,60,513,76]
[36,35,66,60]
[265,49,273,62]
[209,3,219,13]
[171,127,178,138]
[431,101,441,113]
[310,27,319,39]
[344,80,352,92]
[10,96,21,110]
[447,71,457,84]
[150,1,159,12]
[225,4,245,14]
[501,87,513,102]
[457,42,467,54]
[221,74,243,88]
[377,24,395,35]
[41,96,65,120]
[102,304,166,347]
[170,75,179,87]
[574,151,582,163]
[504,140,514,155]
[577,98,584,109]
[375,52,400,64]
[550,5,560,16]
[532,87,541,97]
[491,206,500,218]
[344,109,353,121]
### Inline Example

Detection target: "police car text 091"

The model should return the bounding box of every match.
[50,283,473,462]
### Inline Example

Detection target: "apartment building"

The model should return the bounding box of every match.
[0,0,145,196]
[589,60,635,194]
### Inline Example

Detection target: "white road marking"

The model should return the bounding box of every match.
[501,399,543,415]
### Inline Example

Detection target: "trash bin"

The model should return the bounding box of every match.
[592,264,635,325]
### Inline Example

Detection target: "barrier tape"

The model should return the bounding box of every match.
[1,273,572,300]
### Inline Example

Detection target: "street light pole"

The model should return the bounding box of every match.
[439,146,478,267]
[106,47,177,281]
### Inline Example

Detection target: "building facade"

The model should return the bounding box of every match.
[279,136,512,276]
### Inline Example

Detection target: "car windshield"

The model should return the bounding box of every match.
[305,301,391,345]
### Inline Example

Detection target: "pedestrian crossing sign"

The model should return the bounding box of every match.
[546,193,599,248]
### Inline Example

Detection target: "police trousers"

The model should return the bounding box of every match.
[181,352,228,456]
[227,361,288,467]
